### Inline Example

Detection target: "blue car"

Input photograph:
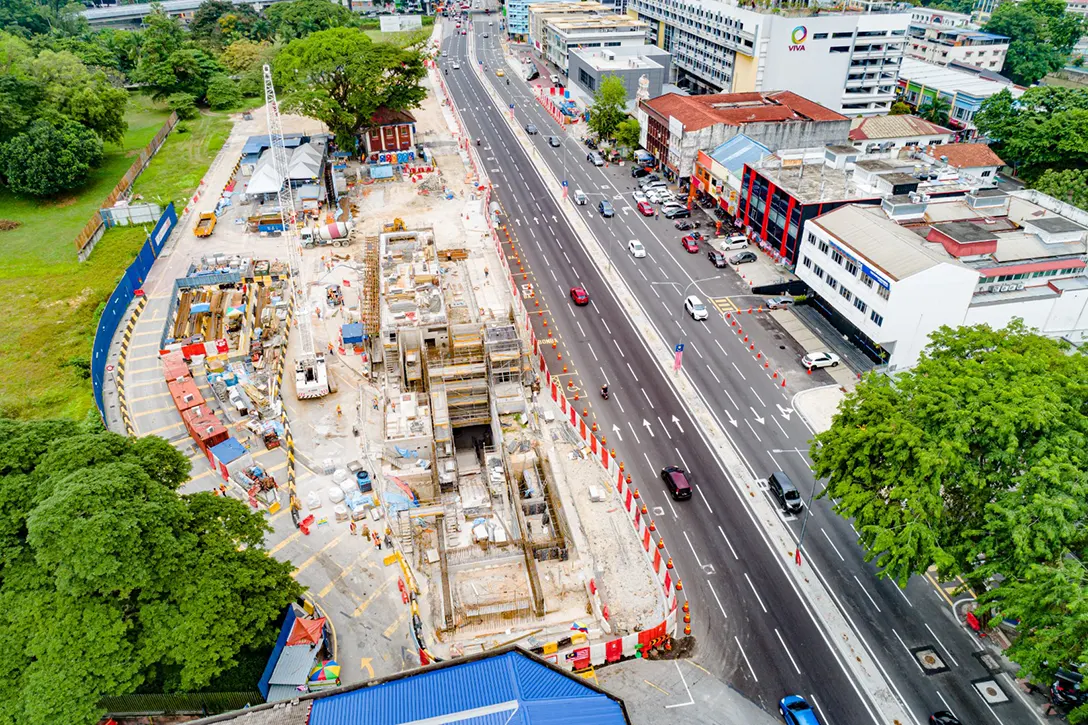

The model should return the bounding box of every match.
[598,200,615,218]
[779,695,820,725]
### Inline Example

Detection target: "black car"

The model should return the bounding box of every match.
[631,166,651,178]
[547,136,561,147]
[708,249,728,268]
[663,206,691,219]
[585,137,598,150]
[660,466,692,501]
[730,250,757,264]
[929,713,961,725]
[674,220,699,231]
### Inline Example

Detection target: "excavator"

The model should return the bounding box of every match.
[383,218,406,233]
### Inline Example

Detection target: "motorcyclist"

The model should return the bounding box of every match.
[600,384,608,398]
[476,138,480,146]
[506,78,510,85]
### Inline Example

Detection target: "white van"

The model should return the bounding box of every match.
[716,234,749,251]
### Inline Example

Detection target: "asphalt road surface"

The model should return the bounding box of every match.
[438,14,1041,725]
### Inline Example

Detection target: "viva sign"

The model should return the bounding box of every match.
[789,25,807,51]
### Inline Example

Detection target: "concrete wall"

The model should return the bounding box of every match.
[884,263,977,368]
[569,57,665,99]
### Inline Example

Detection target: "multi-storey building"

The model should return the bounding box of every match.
[626,0,912,115]
[905,26,1009,71]
[509,0,565,39]
[536,13,650,73]
[897,57,1023,132]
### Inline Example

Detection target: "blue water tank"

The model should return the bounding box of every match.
[356,470,372,493]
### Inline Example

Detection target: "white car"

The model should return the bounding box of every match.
[628,239,647,258]
[648,189,676,204]
[716,234,749,251]
[631,190,649,204]
[684,295,709,321]
[642,180,668,192]
[452,61,461,69]
[801,351,841,369]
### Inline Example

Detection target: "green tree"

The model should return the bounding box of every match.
[265,0,358,41]
[812,322,1088,589]
[190,0,272,49]
[985,0,1085,85]
[219,39,275,96]
[0,118,103,197]
[205,74,242,109]
[274,27,426,148]
[588,75,627,142]
[167,91,199,119]
[974,87,1088,177]
[918,94,951,125]
[0,0,51,36]
[613,117,641,151]
[1033,167,1088,208]
[0,421,303,725]
[29,49,128,143]
[889,101,912,115]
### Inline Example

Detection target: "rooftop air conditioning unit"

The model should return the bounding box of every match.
[1016,283,1026,290]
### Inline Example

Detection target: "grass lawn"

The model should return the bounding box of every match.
[0,97,238,420]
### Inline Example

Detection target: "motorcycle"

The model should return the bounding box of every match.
[600,385,609,400]
[674,220,700,231]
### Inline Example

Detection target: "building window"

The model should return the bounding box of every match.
[578,69,596,90]
[981,170,992,177]
[802,255,812,268]
[870,310,884,326]
[818,240,829,254]
[830,45,851,53]
[861,275,875,288]
[807,232,817,245]
[831,250,843,265]
[813,32,828,39]
[854,297,867,313]
[827,276,838,291]
[845,260,858,276]
[813,264,824,280]
[840,287,852,302]
[877,285,890,300]
[832,31,853,38]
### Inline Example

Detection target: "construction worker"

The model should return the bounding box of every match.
[350,520,358,536]
[336,404,343,418]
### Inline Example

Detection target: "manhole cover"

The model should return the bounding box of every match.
[911,646,949,675]
[973,678,1009,704]
[973,650,1002,674]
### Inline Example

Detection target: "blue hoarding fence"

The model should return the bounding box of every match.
[91,203,178,424]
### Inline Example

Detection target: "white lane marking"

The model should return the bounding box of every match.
[820,528,845,561]
[718,525,739,560]
[731,362,746,380]
[722,388,739,409]
[775,628,802,674]
[772,416,788,437]
[750,387,766,407]
[576,321,586,337]
[675,447,690,471]
[626,362,638,381]
[744,572,768,613]
[744,419,762,442]
[612,339,625,358]
[734,636,758,683]
[707,581,728,618]
[657,415,672,440]
[588,344,598,361]
[690,343,704,359]
[892,582,913,608]
[695,484,713,513]
[614,393,625,414]
[853,575,882,612]
[682,530,708,570]
[627,420,642,445]
[925,623,959,667]
[663,661,695,709]
[641,387,655,409]
[707,366,721,384]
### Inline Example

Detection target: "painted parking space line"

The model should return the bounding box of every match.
[132,405,176,418]
[292,534,348,577]
[351,574,399,617]
[139,421,185,436]
[269,530,303,556]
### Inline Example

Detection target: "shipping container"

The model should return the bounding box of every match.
[182,405,229,458]
[161,350,189,382]
[168,377,205,413]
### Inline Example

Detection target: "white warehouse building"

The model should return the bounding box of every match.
[797,191,1088,370]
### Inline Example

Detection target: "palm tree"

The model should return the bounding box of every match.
[919,95,952,126]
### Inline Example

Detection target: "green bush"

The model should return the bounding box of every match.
[167,92,199,120]
[205,75,243,110]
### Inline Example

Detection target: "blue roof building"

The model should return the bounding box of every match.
[193,646,631,725]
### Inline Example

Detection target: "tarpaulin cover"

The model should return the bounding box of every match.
[341,322,364,344]
[286,617,326,646]
[210,437,247,465]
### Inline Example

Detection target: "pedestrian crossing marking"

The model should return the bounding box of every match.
[709,297,738,315]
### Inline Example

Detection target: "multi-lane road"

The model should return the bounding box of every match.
[438,14,1039,725]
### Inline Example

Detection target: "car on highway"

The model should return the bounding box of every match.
[660,466,693,500]
[452,61,461,69]
[631,166,652,178]
[767,296,794,309]
[663,206,691,219]
[525,123,538,135]
[547,136,561,147]
[569,286,590,306]
[628,239,647,258]
[681,236,699,253]
[587,151,605,167]
[598,200,615,218]
[684,296,709,321]
[779,695,819,725]
[461,29,467,34]
[573,189,588,205]
[929,714,961,725]
[708,249,728,268]
[494,65,502,73]
[729,250,757,265]
[801,351,840,369]
[637,201,654,216]
[768,471,803,515]
[441,50,448,57]
[716,234,749,251]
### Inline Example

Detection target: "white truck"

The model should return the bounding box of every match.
[300,221,354,248]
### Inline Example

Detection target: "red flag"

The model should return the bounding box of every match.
[342,279,351,287]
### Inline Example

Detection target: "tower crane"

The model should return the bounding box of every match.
[263,64,330,400]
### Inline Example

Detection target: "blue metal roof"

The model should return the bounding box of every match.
[309,650,627,725]
[209,437,247,464]
[709,134,770,179]
[242,134,305,156]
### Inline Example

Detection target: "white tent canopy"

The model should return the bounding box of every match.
[245,152,283,196]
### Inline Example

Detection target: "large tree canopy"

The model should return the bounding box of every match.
[0,420,303,725]
[274,27,426,148]
[265,0,358,41]
[984,0,1085,85]
[587,75,627,142]
[974,87,1088,180]
[190,0,272,50]
[0,117,104,197]
[134,9,224,101]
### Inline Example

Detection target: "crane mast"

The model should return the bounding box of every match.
[263,64,329,400]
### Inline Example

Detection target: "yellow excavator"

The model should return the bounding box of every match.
[383,218,406,232]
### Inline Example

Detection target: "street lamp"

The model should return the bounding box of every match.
[795,474,820,566]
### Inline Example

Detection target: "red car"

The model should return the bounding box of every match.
[681,236,700,253]
[570,286,590,305]
[637,201,654,216]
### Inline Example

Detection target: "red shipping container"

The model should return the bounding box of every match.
[182,406,228,452]
[161,350,189,382]
[168,378,204,413]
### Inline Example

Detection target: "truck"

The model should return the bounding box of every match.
[300,221,354,248]
[249,213,285,234]
[194,212,217,237]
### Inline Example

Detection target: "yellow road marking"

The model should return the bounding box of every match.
[382,610,410,638]
[359,657,375,678]
[269,529,302,556]
[292,533,347,577]
[139,421,185,436]
[925,568,955,607]
[132,405,176,418]
[317,553,371,598]
[351,574,398,617]
[129,392,171,403]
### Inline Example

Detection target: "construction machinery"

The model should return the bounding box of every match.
[301,221,354,248]
[194,211,217,237]
[263,64,330,400]
[383,217,406,233]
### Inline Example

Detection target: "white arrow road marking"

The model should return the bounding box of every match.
[777,404,794,421]
[642,419,655,438]
[515,218,521,226]
[671,415,684,433]
[750,407,765,425]
[612,423,623,442]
